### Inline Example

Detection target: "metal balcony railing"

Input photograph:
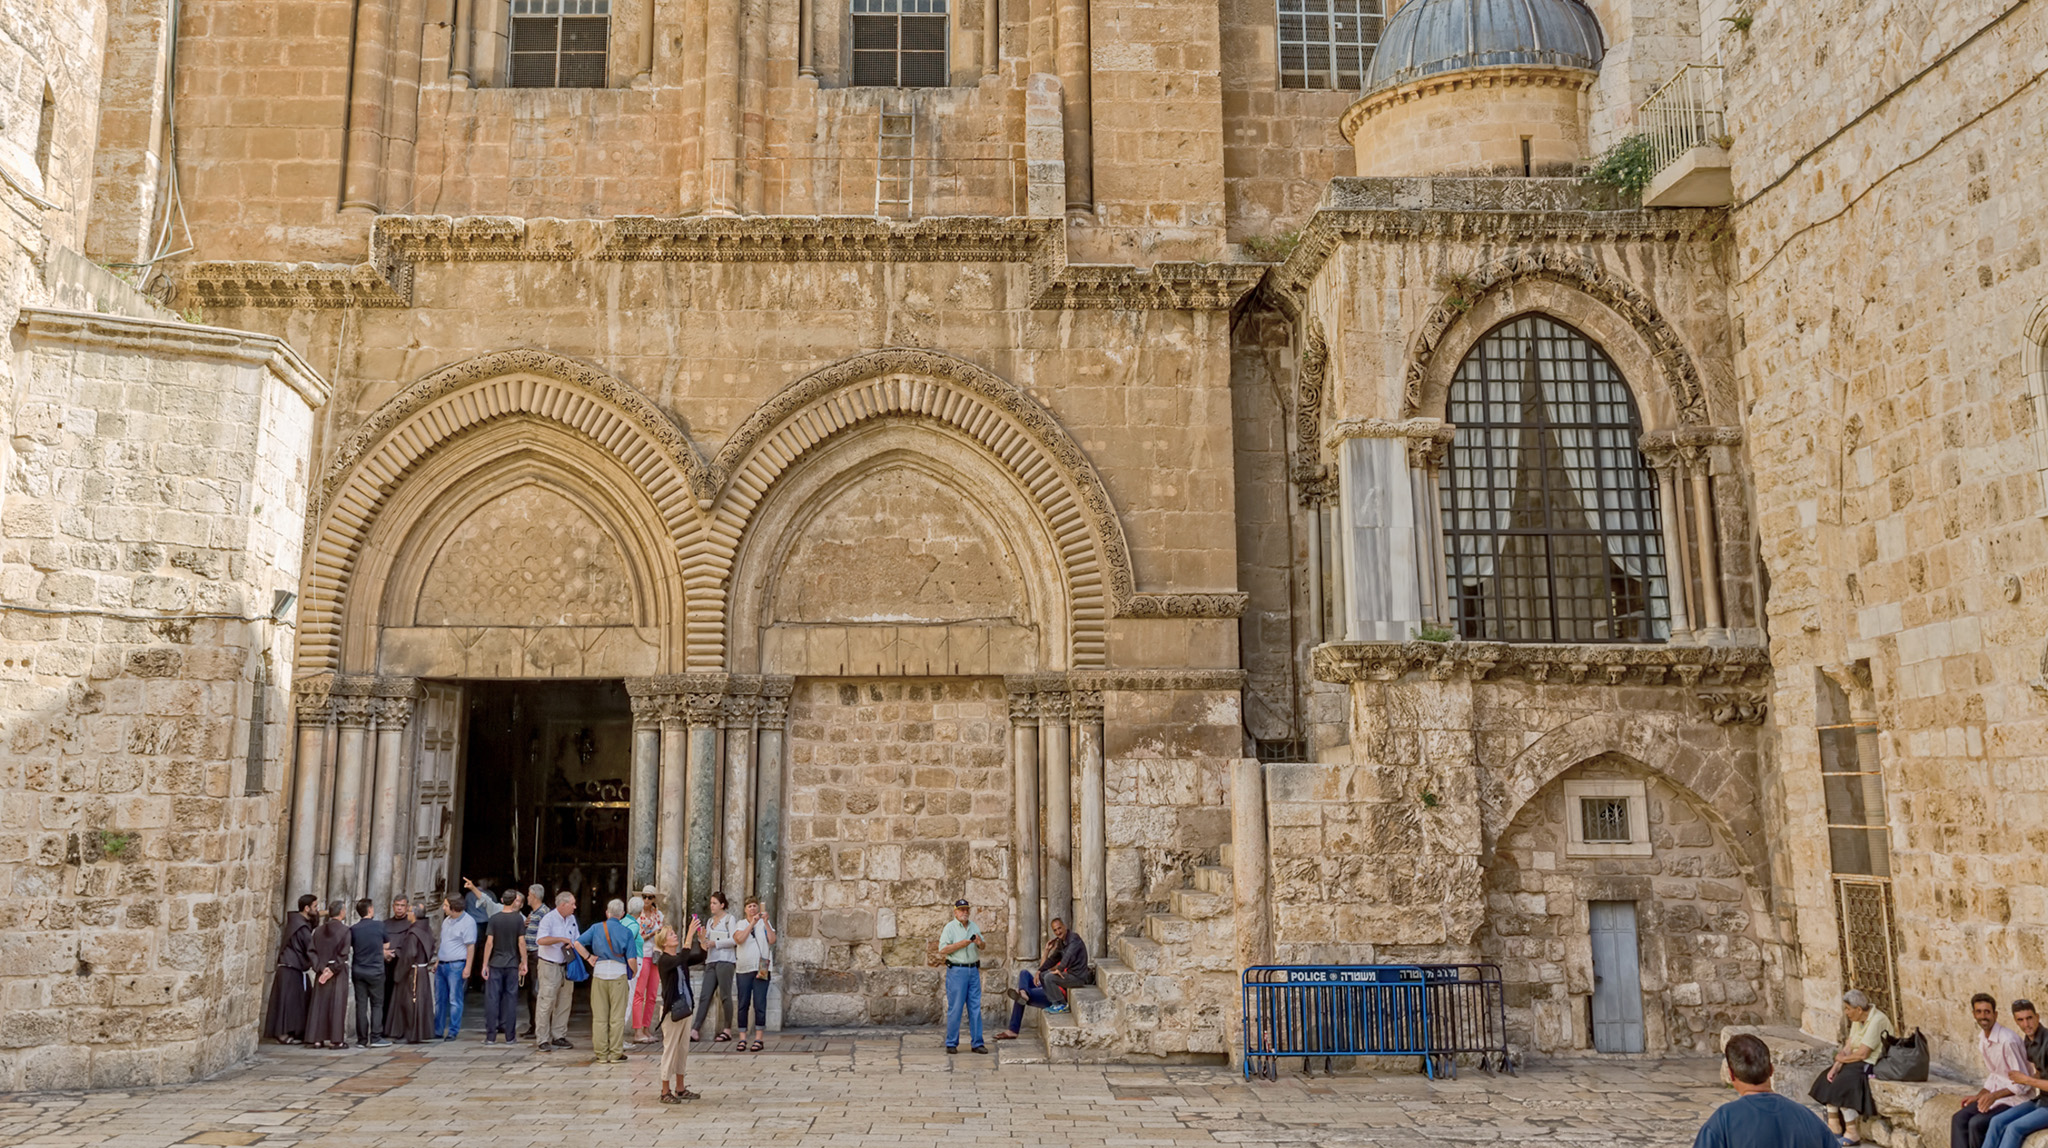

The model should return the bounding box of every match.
[1637,64,1726,177]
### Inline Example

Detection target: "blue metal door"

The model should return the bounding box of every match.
[1589,901,1645,1053]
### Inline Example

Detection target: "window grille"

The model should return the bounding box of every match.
[852,0,949,87]
[1817,671,1901,1023]
[510,0,610,88]
[1579,796,1632,844]
[1441,315,1671,643]
[1278,0,1383,91]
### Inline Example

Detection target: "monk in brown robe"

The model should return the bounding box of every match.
[384,902,437,1043]
[304,899,353,1048]
[263,894,319,1044]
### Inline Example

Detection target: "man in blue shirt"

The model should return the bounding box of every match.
[1695,1033,1838,1148]
[434,896,477,1040]
[577,900,643,1066]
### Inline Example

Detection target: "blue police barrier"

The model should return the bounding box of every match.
[1240,964,1512,1081]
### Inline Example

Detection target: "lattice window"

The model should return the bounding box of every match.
[852,0,949,87]
[1278,0,1384,91]
[1441,315,1671,643]
[1580,797,1631,843]
[510,0,610,88]
[1818,670,1902,1023]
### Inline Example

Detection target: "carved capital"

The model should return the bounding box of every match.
[1699,691,1769,726]
[372,695,417,727]
[1405,425,1458,470]
[629,695,668,728]
[721,692,761,727]
[1037,691,1073,720]
[1007,691,1039,722]
[293,678,333,723]
[684,692,725,723]
[330,694,376,727]
[1070,690,1103,722]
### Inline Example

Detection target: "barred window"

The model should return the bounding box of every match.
[852,0,949,88]
[1278,0,1383,91]
[510,0,610,88]
[1441,315,1671,643]
[1580,797,1631,843]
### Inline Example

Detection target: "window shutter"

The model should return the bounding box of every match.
[510,16,560,88]
[852,13,899,86]
[898,15,949,86]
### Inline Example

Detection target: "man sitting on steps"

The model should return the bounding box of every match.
[993,916,1092,1041]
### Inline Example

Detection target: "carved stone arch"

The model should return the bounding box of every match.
[1483,711,1767,880]
[298,350,708,675]
[697,348,1135,670]
[1404,254,1712,430]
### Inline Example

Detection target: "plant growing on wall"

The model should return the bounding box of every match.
[1243,231,1301,263]
[1435,271,1482,314]
[1411,622,1455,643]
[1584,134,1660,196]
[96,831,135,859]
[1720,11,1753,33]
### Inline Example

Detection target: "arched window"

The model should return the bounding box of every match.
[1441,315,1670,642]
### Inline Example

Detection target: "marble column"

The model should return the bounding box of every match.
[626,689,664,892]
[1040,688,1073,932]
[1683,444,1727,640]
[324,690,375,900]
[339,0,394,211]
[365,683,420,914]
[658,699,689,908]
[1007,688,1040,959]
[286,681,332,904]
[1337,433,1424,641]
[1074,690,1106,957]
[685,690,724,915]
[1054,0,1092,213]
[721,685,760,900]
[753,678,792,917]
[1642,441,1694,641]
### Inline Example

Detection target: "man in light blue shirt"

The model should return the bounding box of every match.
[577,900,642,1065]
[937,898,988,1054]
[435,896,477,1040]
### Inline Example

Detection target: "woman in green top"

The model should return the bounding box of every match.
[1809,989,1894,1143]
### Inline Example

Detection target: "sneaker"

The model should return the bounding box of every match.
[971,1045,987,1054]
[368,1039,392,1048]
[484,1037,496,1045]
[945,1046,958,1055]
[1046,1002,1069,1014]
[537,1042,553,1053]
[552,1038,574,1049]
[616,1053,630,1061]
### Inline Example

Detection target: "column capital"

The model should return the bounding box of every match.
[684,692,725,724]
[1070,689,1103,722]
[1038,690,1073,720]
[293,677,334,722]
[372,694,416,727]
[629,694,669,728]
[721,692,761,727]
[1403,424,1457,470]
[331,694,376,727]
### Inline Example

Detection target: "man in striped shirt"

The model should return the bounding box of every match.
[520,884,546,1040]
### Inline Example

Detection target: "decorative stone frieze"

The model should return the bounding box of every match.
[1312,640,1772,686]
[1113,593,1249,619]
[174,215,1267,313]
[1699,691,1770,725]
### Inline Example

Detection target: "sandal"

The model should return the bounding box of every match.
[678,1088,701,1101]
[660,1091,676,1104]
[750,1040,764,1051]
[714,1031,733,1042]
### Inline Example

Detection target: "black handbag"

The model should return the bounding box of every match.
[1874,1028,1930,1081]
[667,963,696,1023]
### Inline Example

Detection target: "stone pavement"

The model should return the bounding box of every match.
[0,1026,1731,1147]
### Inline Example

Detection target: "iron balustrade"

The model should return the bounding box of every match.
[1241,964,1513,1080]
[1638,64,1727,178]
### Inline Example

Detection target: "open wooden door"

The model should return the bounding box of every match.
[409,683,465,904]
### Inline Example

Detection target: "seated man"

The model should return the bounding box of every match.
[1693,1033,1836,1148]
[1954,993,2037,1148]
[992,917,1091,1040]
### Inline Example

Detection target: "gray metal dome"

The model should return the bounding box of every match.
[1363,0,1605,94]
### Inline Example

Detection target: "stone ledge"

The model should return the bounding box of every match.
[1312,639,1772,688]
[17,307,332,408]
[171,215,1268,313]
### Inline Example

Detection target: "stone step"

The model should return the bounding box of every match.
[1220,841,1234,870]
[1193,864,1234,897]
[1146,912,1194,946]
[1117,933,1163,972]
[1095,956,1143,998]
[1171,886,1229,921]
[1070,983,1115,1029]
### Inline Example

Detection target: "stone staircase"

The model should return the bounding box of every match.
[1030,858,1237,1063]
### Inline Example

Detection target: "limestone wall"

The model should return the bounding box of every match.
[1725,0,2048,1068]
[0,311,327,1090]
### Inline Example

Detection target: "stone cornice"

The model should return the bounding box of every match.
[18,307,332,408]
[1312,640,1771,687]
[1010,669,1248,692]
[1262,179,1726,315]
[1115,593,1249,619]
[172,215,1267,313]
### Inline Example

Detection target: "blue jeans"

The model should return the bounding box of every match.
[736,971,771,1033]
[943,965,982,1049]
[434,961,466,1038]
[1007,969,1052,1033]
[483,966,520,1039]
[1989,1100,2048,1148]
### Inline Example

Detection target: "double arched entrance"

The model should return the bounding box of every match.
[284,349,1126,1022]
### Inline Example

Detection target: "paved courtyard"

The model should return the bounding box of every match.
[0,1026,1732,1147]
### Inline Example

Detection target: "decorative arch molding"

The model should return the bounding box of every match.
[1483,711,1768,880]
[299,350,710,676]
[699,348,1135,669]
[1403,253,1712,428]
[1292,321,1332,490]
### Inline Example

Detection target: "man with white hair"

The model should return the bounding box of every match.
[578,898,642,1066]
[533,891,581,1051]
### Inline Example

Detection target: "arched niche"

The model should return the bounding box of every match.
[336,418,687,678]
[725,422,1069,676]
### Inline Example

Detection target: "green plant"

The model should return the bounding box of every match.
[1721,12,1752,32]
[1420,791,1441,809]
[1435,270,1483,313]
[1242,230,1301,263]
[1411,622,1455,643]
[181,308,204,325]
[1584,134,1660,196]
[96,831,136,859]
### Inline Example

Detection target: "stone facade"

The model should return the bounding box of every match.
[2,0,2044,1090]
